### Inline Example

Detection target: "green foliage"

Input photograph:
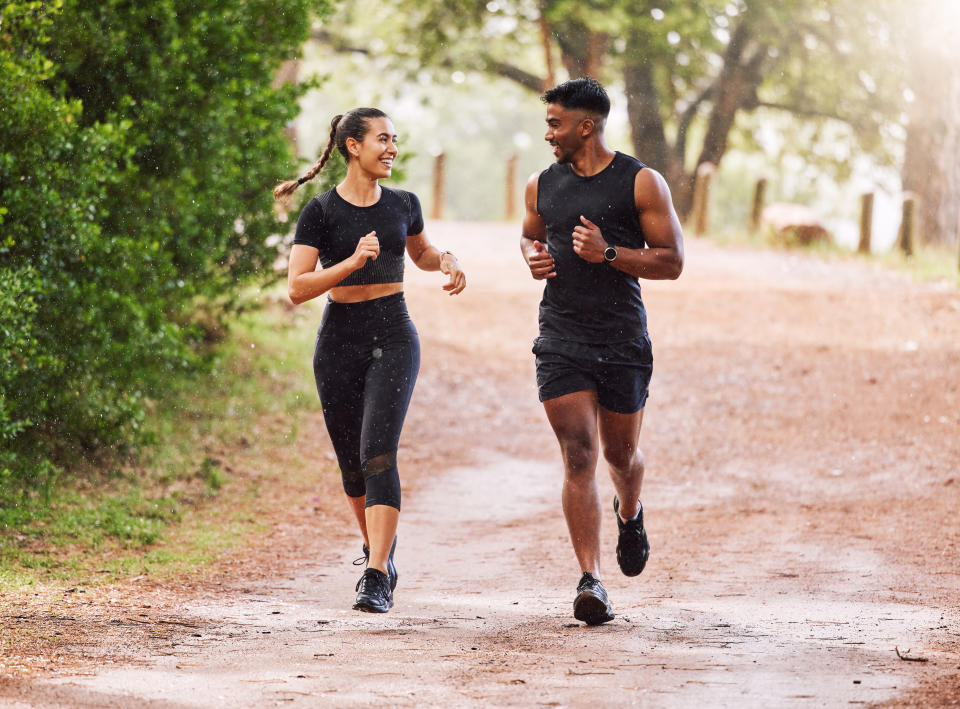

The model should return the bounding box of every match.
[0,0,322,483]
[328,0,908,189]
[0,291,319,587]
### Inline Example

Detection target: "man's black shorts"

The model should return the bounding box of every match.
[532,335,653,414]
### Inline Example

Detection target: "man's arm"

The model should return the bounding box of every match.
[571,168,684,280]
[519,171,555,280]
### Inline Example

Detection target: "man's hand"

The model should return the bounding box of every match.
[572,216,607,263]
[525,240,556,280]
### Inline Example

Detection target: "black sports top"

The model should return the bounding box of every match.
[536,151,648,343]
[293,186,424,287]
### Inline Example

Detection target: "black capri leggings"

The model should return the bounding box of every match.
[313,293,420,510]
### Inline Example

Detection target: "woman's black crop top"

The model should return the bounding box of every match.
[293,186,424,287]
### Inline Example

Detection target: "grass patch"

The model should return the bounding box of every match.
[0,287,325,591]
[706,225,960,285]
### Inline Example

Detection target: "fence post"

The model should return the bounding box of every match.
[749,177,767,233]
[899,194,916,257]
[431,152,445,221]
[505,154,518,221]
[691,162,715,236]
[858,192,874,254]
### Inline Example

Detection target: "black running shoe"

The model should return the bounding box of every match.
[573,572,615,626]
[353,568,393,613]
[353,537,397,591]
[386,535,398,592]
[614,495,650,577]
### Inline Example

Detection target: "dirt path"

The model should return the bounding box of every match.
[3,223,959,707]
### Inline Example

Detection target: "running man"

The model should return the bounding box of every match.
[520,78,684,625]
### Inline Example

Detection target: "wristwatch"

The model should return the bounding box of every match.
[603,245,618,262]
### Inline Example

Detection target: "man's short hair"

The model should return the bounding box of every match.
[541,77,610,119]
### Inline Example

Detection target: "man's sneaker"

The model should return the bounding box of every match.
[573,572,615,625]
[353,537,398,591]
[353,568,393,613]
[614,495,650,577]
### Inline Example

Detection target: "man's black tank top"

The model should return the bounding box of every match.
[536,151,647,343]
[293,186,424,287]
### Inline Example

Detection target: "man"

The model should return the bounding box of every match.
[520,77,684,625]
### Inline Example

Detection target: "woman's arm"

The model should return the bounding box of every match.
[287,233,380,305]
[406,232,466,295]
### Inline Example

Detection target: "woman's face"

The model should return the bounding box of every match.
[349,116,398,179]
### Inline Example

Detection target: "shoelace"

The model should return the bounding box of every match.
[352,545,369,566]
[355,569,389,594]
[577,573,600,594]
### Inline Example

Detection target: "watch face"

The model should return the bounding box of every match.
[604,246,617,261]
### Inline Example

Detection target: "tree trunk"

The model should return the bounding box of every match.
[901,5,960,247]
[553,22,608,79]
[695,23,765,169]
[623,56,668,175]
[537,8,556,91]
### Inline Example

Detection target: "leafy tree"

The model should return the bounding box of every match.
[1,1,134,474]
[45,0,319,314]
[315,0,907,217]
[0,0,320,482]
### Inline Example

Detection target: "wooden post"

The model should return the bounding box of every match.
[692,162,715,236]
[749,177,767,233]
[431,153,445,221]
[505,154,518,221]
[899,194,916,257]
[858,192,874,254]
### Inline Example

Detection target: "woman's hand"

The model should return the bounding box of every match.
[439,252,466,295]
[351,232,380,270]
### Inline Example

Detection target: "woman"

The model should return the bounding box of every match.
[274,108,466,613]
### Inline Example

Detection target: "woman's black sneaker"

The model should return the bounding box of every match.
[573,572,615,625]
[353,536,398,591]
[386,536,398,591]
[353,568,393,613]
[614,496,650,577]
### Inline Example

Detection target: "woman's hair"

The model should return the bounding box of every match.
[273,107,388,201]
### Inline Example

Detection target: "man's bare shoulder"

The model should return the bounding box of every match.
[634,167,672,209]
[525,169,546,188]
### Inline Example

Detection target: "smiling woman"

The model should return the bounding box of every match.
[272,107,466,615]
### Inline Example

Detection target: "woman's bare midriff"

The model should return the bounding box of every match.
[328,282,403,303]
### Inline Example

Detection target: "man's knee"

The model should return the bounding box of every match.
[603,443,643,475]
[558,433,598,475]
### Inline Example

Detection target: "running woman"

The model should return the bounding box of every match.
[274,108,466,613]
[520,79,683,625]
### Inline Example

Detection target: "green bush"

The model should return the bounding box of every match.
[0,0,322,485]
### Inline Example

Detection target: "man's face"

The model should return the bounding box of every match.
[544,104,588,163]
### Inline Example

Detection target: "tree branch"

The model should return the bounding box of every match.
[480,56,546,93]
[309,28,369,55]
[754,101,849,122]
